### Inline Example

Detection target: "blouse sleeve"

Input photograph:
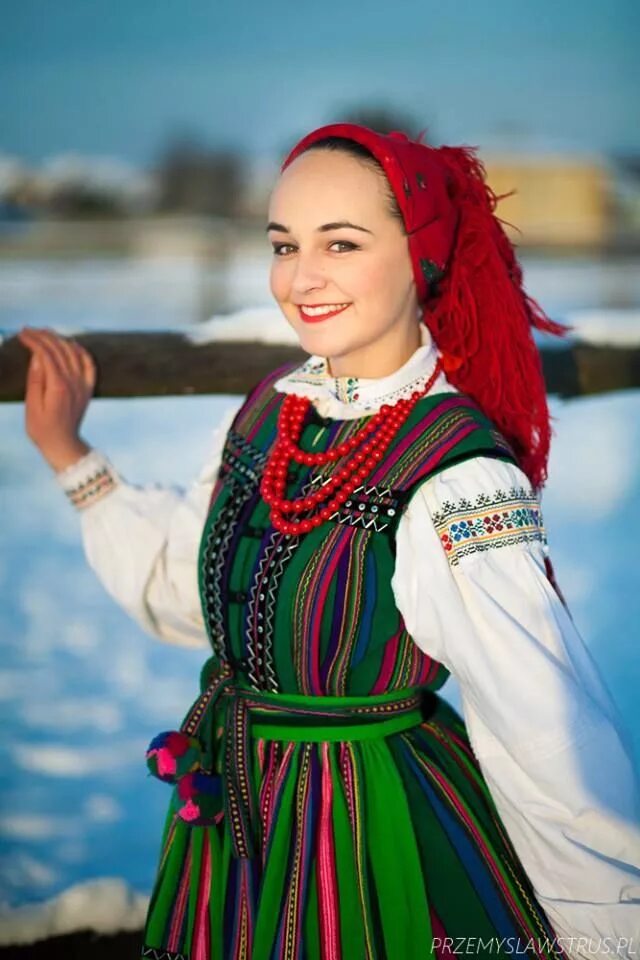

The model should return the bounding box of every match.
[54,403,240,648]
[391,455,640,950]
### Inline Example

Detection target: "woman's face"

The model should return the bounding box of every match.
[267,148,420,378]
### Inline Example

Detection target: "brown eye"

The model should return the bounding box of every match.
[329,241,358,252]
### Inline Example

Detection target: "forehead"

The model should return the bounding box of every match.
[269,149,390,219]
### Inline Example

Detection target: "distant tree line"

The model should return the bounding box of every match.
[153,135,247,218]
[0,104,430,221]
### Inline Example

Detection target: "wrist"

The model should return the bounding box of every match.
[46,438,93,474]
[54,446,120,511]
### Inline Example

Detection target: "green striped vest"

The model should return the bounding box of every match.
[197,363,518,699]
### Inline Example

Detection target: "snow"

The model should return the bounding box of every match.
[0,878,149,946]
[185,303,300,344]
[556,309,640,346]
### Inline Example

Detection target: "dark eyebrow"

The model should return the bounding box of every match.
[265,220,373,235]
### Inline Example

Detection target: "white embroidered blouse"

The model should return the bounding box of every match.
[55,323,640,956]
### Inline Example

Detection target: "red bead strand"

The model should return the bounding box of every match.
[260,357,444,535]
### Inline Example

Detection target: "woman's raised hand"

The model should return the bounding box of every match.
[16,326,97,473]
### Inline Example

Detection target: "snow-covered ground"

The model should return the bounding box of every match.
[0,254,638,943]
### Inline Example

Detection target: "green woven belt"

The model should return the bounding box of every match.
[150,657,435,861]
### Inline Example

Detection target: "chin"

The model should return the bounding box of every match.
[293,324,331,347]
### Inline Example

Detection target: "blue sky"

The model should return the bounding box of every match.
[1,0,638,165]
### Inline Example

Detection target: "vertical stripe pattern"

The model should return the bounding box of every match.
[141,366,568,958]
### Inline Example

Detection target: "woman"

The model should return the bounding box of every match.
[18,123,640,960]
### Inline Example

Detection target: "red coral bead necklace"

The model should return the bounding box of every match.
[260,355,444,535]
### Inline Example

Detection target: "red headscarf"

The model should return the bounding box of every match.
[281,123,572,493]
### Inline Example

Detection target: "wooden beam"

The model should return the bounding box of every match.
[0,332,305,401]
[1,331,638,402]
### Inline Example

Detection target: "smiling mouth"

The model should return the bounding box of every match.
[297,303,351,323]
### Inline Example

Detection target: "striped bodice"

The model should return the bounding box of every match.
[197,363,518,699]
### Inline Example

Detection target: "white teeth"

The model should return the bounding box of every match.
[299,303,349,316]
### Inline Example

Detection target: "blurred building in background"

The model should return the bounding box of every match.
[485,153,611,249]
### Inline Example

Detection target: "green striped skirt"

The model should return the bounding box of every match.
[141,683,567,960]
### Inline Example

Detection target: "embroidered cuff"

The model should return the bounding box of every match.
[55,448,120,511]
[431,485,548,567]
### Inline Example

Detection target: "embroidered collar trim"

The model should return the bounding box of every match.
[273,323,456,416]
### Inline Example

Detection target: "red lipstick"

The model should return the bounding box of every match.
[297,303,351,324]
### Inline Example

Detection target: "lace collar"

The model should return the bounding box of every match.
[273,323,458,420]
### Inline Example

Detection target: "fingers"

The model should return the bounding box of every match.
[17,328,60,378]
[18,327,90,385]
[16,328,46,408]
[16,326,48,372]
[32,328,76,378]
[58,331,90,383]
[49,330,96,390]
[79,347,97,392]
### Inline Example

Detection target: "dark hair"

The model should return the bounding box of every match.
[298,136,406,232]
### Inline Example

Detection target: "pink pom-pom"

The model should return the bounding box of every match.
[173,771,224,827]
[177,798,201,822]
[152,747,177,778]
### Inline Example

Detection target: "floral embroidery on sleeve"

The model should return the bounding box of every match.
[431,485,547,567]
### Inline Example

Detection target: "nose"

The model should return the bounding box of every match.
[289,249,328,297]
